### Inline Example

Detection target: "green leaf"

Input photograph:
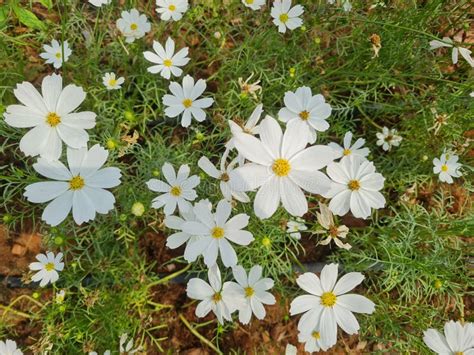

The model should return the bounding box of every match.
[0,6,9,27]
[12,6,46,31]
[37,0,53,10]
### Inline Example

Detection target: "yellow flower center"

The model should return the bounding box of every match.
[108,78,117,87]
[170,186,182,196]
[272,159,291,177]
[312,331,320,340]
[163,59,173,67]
[45,262,55,271]
[168,4,176,11]
[320,292,337,307]
[212,292,222,302]
[441,164,448,172]
[130,23,138,30]
[182,98,193,108]
[343,148,351,156]
[244,286,254,297]
[211,227,225,239]
[455,353,464,355]
[299,110,310,120]
[246,0,254,3]
[46,112,61,127]
[348,179,360,191]
[220,173,229,182]
[262,237,271,247]
[55,52,61,59]
[279,13,289,23]
[69,175,85,190]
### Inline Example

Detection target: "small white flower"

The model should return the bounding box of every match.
[55,289,66,304]
[24,145,121,226]
[88,0,111,6]
[470,92,474,98]
[181,199,254,267]
[186,264,242,324]
[298,326,327,352]
[429,37,474,67]
[102,72,125,90]
[286,217,307,240]
[143,37,190,80]
[163,75,214,127]
[241,0,265,10]
[376,126,402,152]
[146,163,200,215]
[40,40,72,69]
[198,155,250,203]
[271,0,304,33]
[433,152,462,184]
[325,155,385,219]
[285,344,297,355]
[116,9,151,43]
[278,86,332,144]
[156,0,189,21]
[3,73,96,160]
[29,251,64,287]
[89,351,111,355]
[0,339,23,355]
[343,0,352,11]
[230,115,335,219]
[228,265,276,324]
[423,320,474,354]
[328,131,369,159]
[119,333,142,354]
[316,202,351,250]
[290,263,375,350]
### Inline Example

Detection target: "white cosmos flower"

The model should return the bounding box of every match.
[230,115,335,219]
[271,0,304,33]
[186,264,241,324]
[119,333,142,354]
[228,265,276,324]
[290,263,375,349]
[285,344,297,355]
[325,155,385,219]
[423,320,474,355]
[0,340,22,355]
[241,0,265,10]
[29,251,64,287]
[163,75,214,127]
[198,155,250,203]
[286,217,307,240]
[278,86,332,144]
[181,199,254,267]
[89,351,111,355]
[24,145,121,226]
[156,0,189,21]
[147,163,199,215]
[429,37,474,67]
[3,73,96,160]
[116,9,151,43]
[55,289,66,304]
[88,0,111,6]
[40,40,72,69]
[298,325,328,352]
[316,202,351,250]
[328,131,369,159]
[343,0,352,11]
[433,152,462,184]
[143,37,190,80]
[102,72,125,90]
[470,92,474,98]
[375,126,402,151]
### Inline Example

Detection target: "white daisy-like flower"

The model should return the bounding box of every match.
[156,0,189,21]
[325,155,385,219]
[375,126,402,152]
[423,320,474,354]
[116,9,151,43]
[328,131,370,159]
[433,152,462,184]
[316,202,351,250]
[102,72,125,90]
[186,264,242,324]
[143,37,190,80]
[3,73,96,160]
[119,333,142,354]
[285,344,297,355]
[470,92,474,98]
[146,163,200,215]
[29,251,64,287]
[429,37,474,67]
[198,155,250,203]
[286,217,307,240]
[88,0,111,6]
[89,351,111,355]
[241,0,265,10]
[290,263,375,349]
[271,0,304,33]
[39,40,72,69]
[24,145,122,226]
[181,199,254,267]
[343,0,352,11]
[230,115,335,219]
[228,265,276,324]
[298,325,328,352]
[162,75,214,127]
[0,339,23,355]
[278,86,332,144]
[55,289,66,304]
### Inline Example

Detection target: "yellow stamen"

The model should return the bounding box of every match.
[220,173,229,182]
[211,227,225,239]
[244,287,254,297]
[279,13,289,23]
[46,112,61,127]
[312,331,320,340]
[348,179,360,191]
[272,159,291,177]
[163,59,173,67]
[108,79,117,87]
[212,292,222,302]
[441,165,448,172]
[320,292,337,307]
[130,23,138,30]
[343,148,351,156]
[170,186,182,196]
[168,4,176,11]
[45,262,55,271]
[246,0,254,4]
[55,52,61,59]
[182,98,193,108]
[299,110,310,120]
[69,176,85,190]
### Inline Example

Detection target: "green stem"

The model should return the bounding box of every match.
[178,313,223,355]
[147,263,192,288]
